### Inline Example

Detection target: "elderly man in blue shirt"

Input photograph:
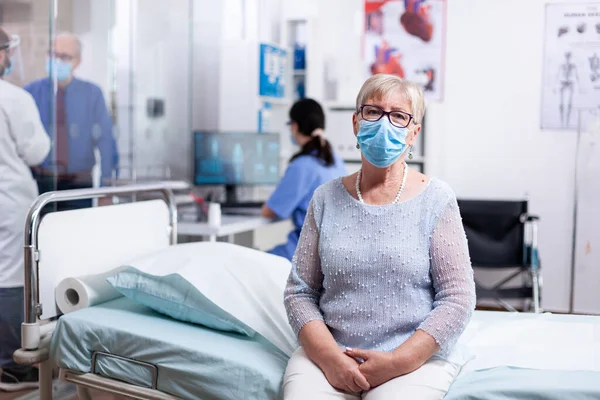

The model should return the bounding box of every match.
[26,32,117,209]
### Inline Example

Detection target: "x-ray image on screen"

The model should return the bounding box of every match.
[254,141,267,177]
[194,132,280,185]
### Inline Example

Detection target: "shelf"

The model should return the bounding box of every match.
[259,97,292,106]
[325,102,356,111]
[293,70,306,76]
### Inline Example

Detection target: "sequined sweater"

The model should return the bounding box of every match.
[283,177,476,358]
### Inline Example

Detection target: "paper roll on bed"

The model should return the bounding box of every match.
[55,267,127,314]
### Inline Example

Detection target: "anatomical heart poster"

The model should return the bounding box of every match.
[364,0,446,101]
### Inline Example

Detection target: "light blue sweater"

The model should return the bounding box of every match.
[284,177,476,358]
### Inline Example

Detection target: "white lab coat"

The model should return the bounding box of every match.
[0,79,50,288]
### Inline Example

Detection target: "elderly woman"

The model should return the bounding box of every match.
[283,74,475,399]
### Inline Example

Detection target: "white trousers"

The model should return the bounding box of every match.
[283,348,459,400]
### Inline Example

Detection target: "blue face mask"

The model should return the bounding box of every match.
[1,49,11,77]
[356,118,408,168]
[45,58,72,82]
[2,59,12,77]
[288,121,298,145]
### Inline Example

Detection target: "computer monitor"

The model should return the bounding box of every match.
[193,131,281,202]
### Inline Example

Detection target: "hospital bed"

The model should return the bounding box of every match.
[13,184,600,399]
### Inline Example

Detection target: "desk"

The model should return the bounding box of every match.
[178,214,278,242]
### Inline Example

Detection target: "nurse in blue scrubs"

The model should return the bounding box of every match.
[261,99,347,261]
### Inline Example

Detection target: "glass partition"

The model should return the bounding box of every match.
[2,0,240,208]
[1,0,59,210]
[43,0,117,209]
[124,0,193,184]
[40,0,194,207]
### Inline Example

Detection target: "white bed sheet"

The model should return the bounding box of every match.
[458,311,600,374]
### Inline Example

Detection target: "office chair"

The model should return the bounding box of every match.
[457,199,541,313]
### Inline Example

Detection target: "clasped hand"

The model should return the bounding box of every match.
[321,351,370,393]
[345,347,407,389]
[322,348,408,393]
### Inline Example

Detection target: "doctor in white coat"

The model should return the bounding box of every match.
[0,26,50,392]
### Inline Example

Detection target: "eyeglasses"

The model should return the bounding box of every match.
[1,45,14,57]
[48,51,76,62]
[1,47,17,58]
[0,35,20,54]
[359,104,414,128]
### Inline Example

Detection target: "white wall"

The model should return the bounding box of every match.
[572,111,600,313]
[107,0,194,179]
[131,0,192,179]
[192,0,223,133]
[432,0,596,312]
[431,0,580,312]
[285,0,598,312]
[66,1,593,301]
[71,0,111,97]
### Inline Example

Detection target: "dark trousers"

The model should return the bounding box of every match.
[0,287,26,371]
[32,171,93,213]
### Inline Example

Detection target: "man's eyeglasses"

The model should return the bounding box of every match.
[359,104,415,128]
[48,51,76,62]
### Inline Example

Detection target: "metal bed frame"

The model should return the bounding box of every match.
[13,183,186,400]
[109,164,172,187]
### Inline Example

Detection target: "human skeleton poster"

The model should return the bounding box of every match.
[542,3,600,130]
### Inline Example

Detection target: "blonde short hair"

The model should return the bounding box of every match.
[355,74,425,124]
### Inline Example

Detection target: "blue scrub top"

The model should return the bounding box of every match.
[266,153,347,261]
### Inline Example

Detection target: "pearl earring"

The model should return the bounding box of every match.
[408,146,414,160]
[356,143,360,149]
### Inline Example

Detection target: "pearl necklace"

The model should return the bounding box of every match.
[356,162,408,205]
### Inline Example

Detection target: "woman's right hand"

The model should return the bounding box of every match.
[320,352,371,393]
[298,321,370,392]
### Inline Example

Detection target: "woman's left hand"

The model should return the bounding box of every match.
[344,347,405,388]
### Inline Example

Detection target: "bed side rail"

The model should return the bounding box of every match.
[17,182,185,357]
[61,370,180,400]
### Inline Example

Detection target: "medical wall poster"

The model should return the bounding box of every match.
[541,3,600,130]
[364,0,446,101]
[259,43,287,98]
